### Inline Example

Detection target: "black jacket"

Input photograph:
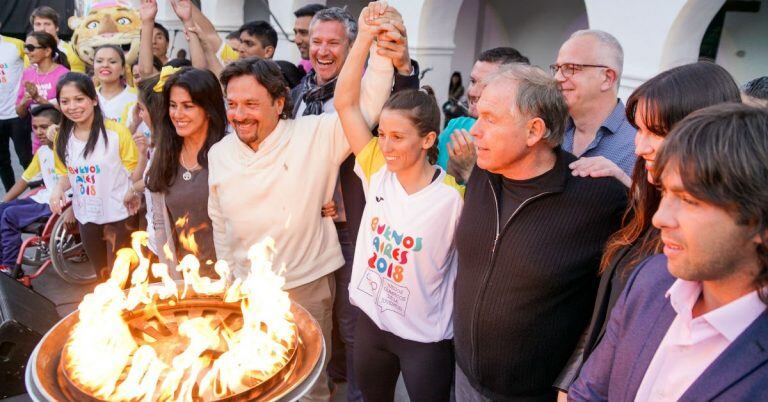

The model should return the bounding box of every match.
[453,149,627,400]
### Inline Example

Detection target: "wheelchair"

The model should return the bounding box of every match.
[11,203,95,287]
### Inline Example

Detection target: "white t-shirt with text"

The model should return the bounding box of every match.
[54,120,138,224]
[349,138,464,343]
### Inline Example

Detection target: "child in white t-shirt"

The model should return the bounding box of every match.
[93,45,137,126]
[0,105,61,275]
[49,72,138,280]
[334,6,464,401]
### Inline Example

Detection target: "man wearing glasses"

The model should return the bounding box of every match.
[552,30,636,187]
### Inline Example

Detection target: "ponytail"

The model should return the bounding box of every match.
[53,46,71,70]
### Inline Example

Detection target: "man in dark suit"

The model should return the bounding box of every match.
[570,103,768,401]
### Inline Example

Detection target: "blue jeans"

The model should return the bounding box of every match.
[0,198,51,266]
[331,225,363,402]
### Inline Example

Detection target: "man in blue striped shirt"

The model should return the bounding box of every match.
[553,30,636,187]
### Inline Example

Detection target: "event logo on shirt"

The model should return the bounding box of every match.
[366,216,422,283]
[0,63,9,84]
[36,82,52,99]
[68,164,101,195]
[358,216,423,315]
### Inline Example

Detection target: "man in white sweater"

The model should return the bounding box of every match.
[208,49,392,400]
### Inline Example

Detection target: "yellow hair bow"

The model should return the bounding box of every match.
[153,66,182,92]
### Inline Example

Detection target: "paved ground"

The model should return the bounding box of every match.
[2,143,410,401]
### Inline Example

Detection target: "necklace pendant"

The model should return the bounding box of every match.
[182,170,192,181]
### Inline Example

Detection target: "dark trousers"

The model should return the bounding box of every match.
[0,117,33,191]
[0,198,51,266]
[354,313,455,402]
[329,224,363,401]
[78,216,136,278]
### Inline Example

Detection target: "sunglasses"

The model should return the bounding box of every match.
[24,44,45,52]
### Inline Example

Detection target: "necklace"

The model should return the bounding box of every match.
[179,152,200,181]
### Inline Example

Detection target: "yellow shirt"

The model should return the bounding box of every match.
[217,43,239,65]
[59,40,86,73]
[0,35,28,119]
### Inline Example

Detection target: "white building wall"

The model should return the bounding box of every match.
[449,0,482,85]
[485,0,587,69]
[717,4,768,85]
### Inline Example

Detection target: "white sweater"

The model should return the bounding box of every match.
[208,53,393,289]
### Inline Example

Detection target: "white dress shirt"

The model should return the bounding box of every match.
[634,279,766,402]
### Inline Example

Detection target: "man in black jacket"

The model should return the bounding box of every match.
[453,64,627,401]
[288,6,419,401]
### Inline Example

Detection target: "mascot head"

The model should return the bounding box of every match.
[68,0,140,67]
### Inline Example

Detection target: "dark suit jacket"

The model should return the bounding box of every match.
[569,254,768,401]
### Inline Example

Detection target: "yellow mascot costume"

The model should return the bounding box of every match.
[67,0,141,68]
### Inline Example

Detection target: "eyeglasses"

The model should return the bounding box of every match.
[24,44,44,52]
[549,63,609,77]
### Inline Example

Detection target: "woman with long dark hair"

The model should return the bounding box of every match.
[146,67,226,274]
[16,31,70,153]
[49,72,138,279]
[555,61,742,395]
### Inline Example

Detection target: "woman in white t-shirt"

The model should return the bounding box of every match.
[93,45,137,126]
[334,6,464,401]
[49,72,139,280]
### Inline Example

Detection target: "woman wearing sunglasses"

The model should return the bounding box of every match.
[16,31,69,153]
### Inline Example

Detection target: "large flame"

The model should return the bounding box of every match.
[63,232,296,401]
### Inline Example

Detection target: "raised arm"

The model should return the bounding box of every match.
[189,0,223,56]
[333,6,382,155]
[186,21,224,77]
[139,0,158,78]
[170,0,207,70]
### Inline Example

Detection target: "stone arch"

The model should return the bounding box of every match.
[659,0,726,69]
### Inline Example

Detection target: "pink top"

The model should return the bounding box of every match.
[634,279,765,402]
[16,64,69,152]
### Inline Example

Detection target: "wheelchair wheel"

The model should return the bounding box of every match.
[49,215,97,284]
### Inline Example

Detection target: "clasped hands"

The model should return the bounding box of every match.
[360,1,412,76]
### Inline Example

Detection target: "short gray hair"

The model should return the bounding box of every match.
[569,29,624,79]
[486,65,569,147]
[309,7,357,43]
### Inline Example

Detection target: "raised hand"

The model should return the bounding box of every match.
[358,1,388,39]
[185,20,214,51]
[170,0,192,23]
[376,20,411,75]
[447,129,477,182]
[139,0,158,23]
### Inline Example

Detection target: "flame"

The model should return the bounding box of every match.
[63,232,296,401]
[175,214,205,256]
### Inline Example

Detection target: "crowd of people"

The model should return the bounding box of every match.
[1,0,768,401]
